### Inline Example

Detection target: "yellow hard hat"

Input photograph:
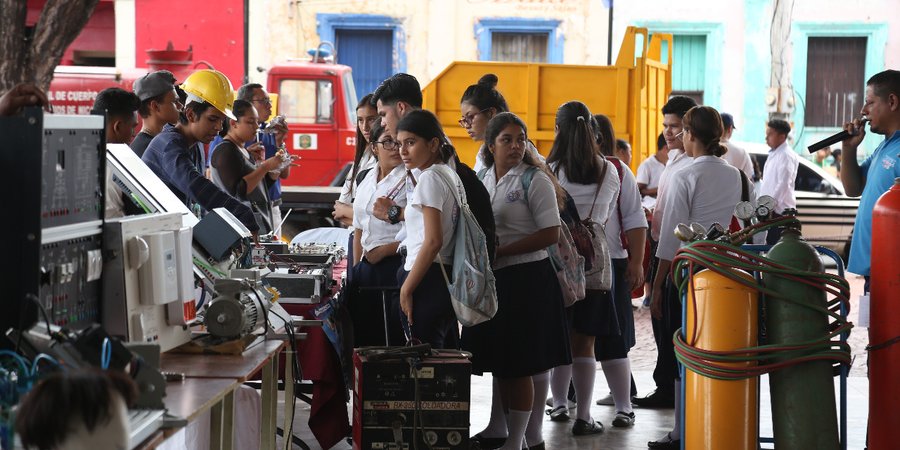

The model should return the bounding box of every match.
[180,69,236,120]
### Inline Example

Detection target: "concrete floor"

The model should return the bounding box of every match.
[276,270,871,449]
[276,370,869,450]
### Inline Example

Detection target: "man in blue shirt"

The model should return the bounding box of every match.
[141,69,260,235]
[840,69,900,289]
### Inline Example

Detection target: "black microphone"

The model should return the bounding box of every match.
[807,118,868,153]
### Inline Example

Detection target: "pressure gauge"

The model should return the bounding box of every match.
[756,205,771,217]
[706,222,726,240]
[734,201,755,220]
[689,223,707,238]
[757,196,777,214]
[675,223,694,242]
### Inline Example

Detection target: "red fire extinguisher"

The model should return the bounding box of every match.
[869,178,900,450]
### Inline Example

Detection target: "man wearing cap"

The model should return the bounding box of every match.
[131,70,183,157]
[720,113,754,179]
[141,69,260,235]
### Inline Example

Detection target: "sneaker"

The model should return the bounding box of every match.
[544,397,576,409]
[572,418,604,436]
[612,411,635,427]
[546,405,570,422]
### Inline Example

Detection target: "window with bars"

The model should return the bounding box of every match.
[805,37,867,127]
[670,34,706,105]
[491,32,549,63]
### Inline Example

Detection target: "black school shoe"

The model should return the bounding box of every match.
[470,434,506,450]
[572,418,604,435]
[631,389,674,408]
[647,433,680,450]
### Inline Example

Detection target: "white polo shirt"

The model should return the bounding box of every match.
[606,161,649,258]
[401,164,459,271]
[480,162,561,270]
[351,164,408,254]
[656,156,753,261]
[650,149,695,241]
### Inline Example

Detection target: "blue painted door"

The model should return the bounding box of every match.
[335,29,393,101]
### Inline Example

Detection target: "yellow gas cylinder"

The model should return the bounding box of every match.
[684,268,758,450]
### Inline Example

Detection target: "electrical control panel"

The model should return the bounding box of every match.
[38,228,104,329]
[40,115,106,229]
[103,213,192,352]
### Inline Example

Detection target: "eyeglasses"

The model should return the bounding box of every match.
[251,97,272,106]
[674,130,685,139]
[458,108,491,127]
[375,139,399,150]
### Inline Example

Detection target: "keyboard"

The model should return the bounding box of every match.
[128,409,166,449]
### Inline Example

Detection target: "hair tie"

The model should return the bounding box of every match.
[576,115,586,122]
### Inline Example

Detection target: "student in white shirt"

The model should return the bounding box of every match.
[649,105,755,450]
[464,112,570,450]
[348,121,407,347]
[461,74,545,173]
[333,93,378,227]
[759,119,798,244]
[636,95,696,423]
[546,101,619,436]
[395,110,460,349]
[636,133,669,209]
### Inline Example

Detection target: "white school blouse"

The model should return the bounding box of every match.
[401,164,460,271]
[480,162,561,270]
[351,164,408,254]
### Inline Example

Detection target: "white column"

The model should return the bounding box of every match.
[114,0,136,68]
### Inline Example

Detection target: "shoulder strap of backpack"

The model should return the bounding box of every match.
[355,167,373,186]
[738,169,751,227]
[519,165,539,203]
[477,168,488,181]
[606,157,629,250]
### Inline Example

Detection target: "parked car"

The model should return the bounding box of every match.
[737,142,859,262]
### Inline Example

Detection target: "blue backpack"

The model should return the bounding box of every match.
[431,165,499,327]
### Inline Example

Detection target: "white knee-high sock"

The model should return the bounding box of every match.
[549,364,572,409]
[525,371,549,447]
[572,357,596,422]
[478,376,508,438]
[600,358,633,413]
[670,379,682,440]
[500,410,531,450]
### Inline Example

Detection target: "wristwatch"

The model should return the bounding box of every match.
[387,205,402,224]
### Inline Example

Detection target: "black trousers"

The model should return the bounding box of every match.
[651,276,681,392]
[348,254,406,347]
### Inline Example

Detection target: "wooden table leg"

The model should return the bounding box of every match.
[210,394,223,450]
[261,354,279,449]
[222,389,235,450]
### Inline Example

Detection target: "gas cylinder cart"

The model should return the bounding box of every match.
[669,198,852,450]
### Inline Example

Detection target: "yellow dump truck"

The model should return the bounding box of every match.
[421,26,672,173]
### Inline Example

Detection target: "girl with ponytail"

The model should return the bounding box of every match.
[545,101,620,435]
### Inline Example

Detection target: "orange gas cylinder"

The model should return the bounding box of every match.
[684,268,758,450]
[869,178,900,450]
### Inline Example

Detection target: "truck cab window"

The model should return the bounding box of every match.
[279,79,334,125]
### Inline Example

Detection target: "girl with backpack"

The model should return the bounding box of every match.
[545,101,620,436]
[396,110,461,349]
[348,120,407,347]
[465,112,571,450]
[333,93,378,227]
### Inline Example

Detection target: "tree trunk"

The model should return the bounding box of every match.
[0,0,100,93]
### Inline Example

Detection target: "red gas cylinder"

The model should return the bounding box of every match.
[869,177,900,450]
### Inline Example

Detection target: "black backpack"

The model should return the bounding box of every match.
[453,158,497,265]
